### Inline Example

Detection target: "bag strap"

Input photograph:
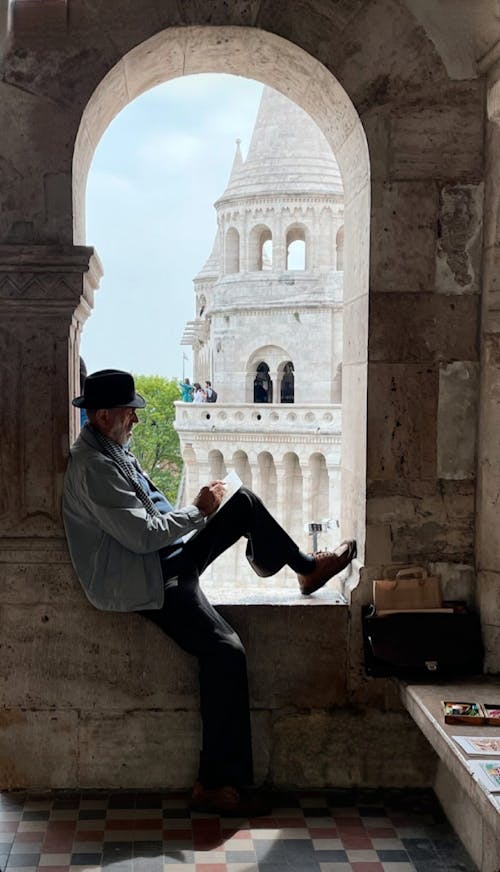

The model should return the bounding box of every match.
[396,565,428,580]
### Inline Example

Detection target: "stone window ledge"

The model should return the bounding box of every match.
[209,589,349,606]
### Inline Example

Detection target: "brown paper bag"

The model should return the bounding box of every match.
[373,566,442,614]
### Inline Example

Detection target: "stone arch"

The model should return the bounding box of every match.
[224,226,240,274]
[208,448,226,480]
[247,344,291,404]
[248,223,272,271]
[232,449,252,489]
[285,223,307,270]
[308,451,330,524]
[72,25,370,552]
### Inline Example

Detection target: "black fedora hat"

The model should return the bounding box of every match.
[72,369,146,410]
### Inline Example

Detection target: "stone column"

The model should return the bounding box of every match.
[326,462,341,529]
[302,465,313,531]
[0,244,101,541]
[273,211,286,272]
[269,369,278,403]
[195,457,212,498]
[274,459,286,528]
[476,83,500,671]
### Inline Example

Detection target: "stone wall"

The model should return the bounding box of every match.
[0,0,495,787]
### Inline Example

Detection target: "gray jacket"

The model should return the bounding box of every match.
[63,425,206,611]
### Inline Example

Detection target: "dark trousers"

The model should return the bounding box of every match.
[140,487,302,788]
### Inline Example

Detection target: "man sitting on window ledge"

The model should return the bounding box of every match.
[63,369,356,817]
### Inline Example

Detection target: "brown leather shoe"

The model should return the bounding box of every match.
[189,781,272,818]
[298,539,357,595]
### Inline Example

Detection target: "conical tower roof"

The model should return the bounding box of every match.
[194,232,220,283]
[216,86,343,203]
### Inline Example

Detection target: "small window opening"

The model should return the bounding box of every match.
[280,361,294,403]
[286,227,306,270]
[254,362,273,403]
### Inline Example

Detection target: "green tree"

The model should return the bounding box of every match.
[130,374,182,504]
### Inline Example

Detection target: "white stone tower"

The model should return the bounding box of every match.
[177,85,345,596]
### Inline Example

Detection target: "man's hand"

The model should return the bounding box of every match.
[194,481,225,517]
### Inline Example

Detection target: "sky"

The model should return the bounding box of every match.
[81,74,264,381]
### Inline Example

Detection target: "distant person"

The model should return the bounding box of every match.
[179,377,194,403]
[205,380,217,403]
[193,382,206,403]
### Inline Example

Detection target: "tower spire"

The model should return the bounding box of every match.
[225,138,243,188]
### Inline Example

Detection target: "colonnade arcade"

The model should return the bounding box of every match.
[221,215,345,274]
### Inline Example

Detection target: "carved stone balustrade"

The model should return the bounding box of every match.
[174,402,341,438]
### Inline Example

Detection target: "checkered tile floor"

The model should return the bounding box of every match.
[0,788,477,871]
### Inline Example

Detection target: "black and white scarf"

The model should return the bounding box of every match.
[89,424,163,519]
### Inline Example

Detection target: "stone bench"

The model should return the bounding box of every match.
[400,678,500,872]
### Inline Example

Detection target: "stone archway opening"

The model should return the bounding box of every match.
[73,25,370,564]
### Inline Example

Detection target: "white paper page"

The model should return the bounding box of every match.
[217,470,242,510]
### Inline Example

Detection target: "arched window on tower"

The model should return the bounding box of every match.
[254,362,273,403]
[197,294,206,317]
[280,361,294,403]
[286,226,306,270]
[336,225,344,271]
[249,225,272,271]
[262,237,273,270]
[225,227,240,274]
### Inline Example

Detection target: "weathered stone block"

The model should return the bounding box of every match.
[361,108,390,182]
[437,361,478,480]
[332,0,448,113]
[481,243,500,334]
[220,604,349,708]
[370,182,439,292]
[0,560,83,605]
[369,292,479,363]
[367,363,438,481]
[78,710,200,789]
[389,95,484,182]
[428,562,475,606]
[0,602,198,710]
[436,185,483,294]
[0,709,78,789]
[365,523,393,564]
[270,709,436,788]
[366,481,475,563]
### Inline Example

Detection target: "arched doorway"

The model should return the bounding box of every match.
[72,26,370,554]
